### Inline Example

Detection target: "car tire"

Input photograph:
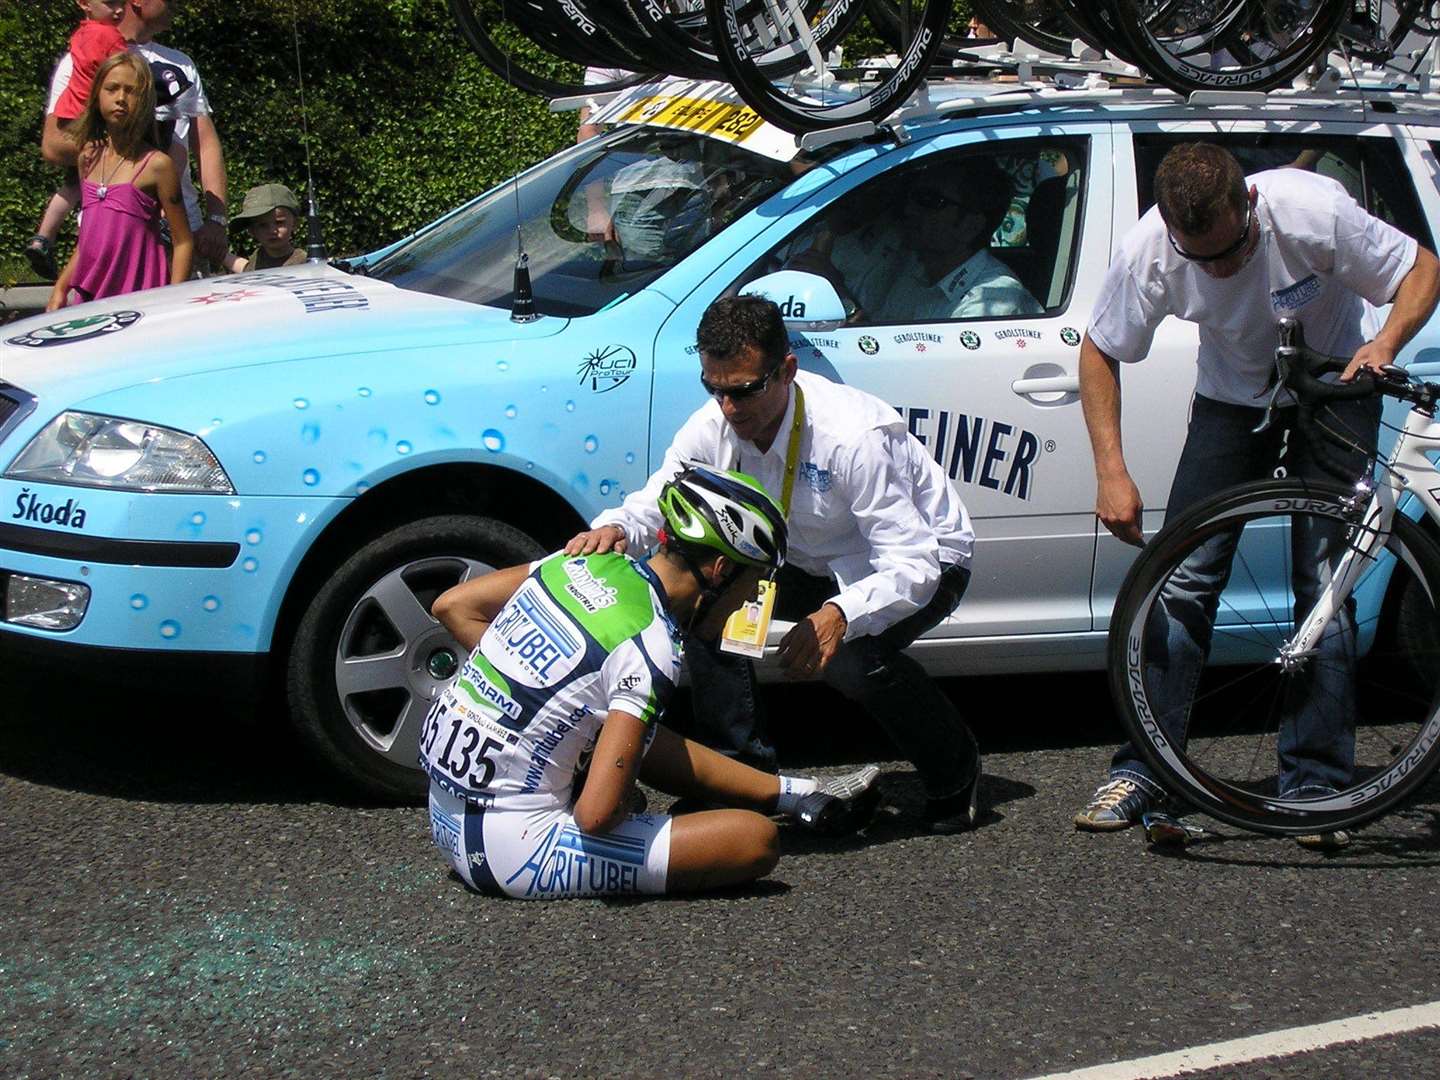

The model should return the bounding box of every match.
[287,514,545,802]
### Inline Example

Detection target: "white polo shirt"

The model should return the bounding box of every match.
[593,370,975,641]
[1088,168,1416,406]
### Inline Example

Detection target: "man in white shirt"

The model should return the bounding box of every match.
[566,295,983,834]
[1075,142,1440,843]
[880,158,1041,322]
[41,0,229,266]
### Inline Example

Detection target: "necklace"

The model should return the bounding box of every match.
[94,143,126,200]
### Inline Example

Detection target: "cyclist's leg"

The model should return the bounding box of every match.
[1276,396,1381,796]
[1107,395,1284,790]
[427,784,676,900]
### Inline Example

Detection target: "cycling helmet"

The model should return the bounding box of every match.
[658,464,787,571]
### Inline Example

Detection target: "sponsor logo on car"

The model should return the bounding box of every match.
[897,406,1043,500]
[1060,327,1081,346]
[959,331,981,351]
[6,310,141,348]
[994,328,1043,349]
[12,489,88,529]
[578,345,638,393]
[858,335,880,355]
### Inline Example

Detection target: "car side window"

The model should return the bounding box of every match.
[1135,133,1433,248]
[742,137,1089,325]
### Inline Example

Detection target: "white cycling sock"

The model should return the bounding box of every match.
[775,775,819,815]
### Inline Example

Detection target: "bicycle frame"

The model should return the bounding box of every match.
[1280,402,1440,669]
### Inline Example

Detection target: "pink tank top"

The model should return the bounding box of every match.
[70,150,169,304]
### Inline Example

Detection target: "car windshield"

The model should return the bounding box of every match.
[367,128,796,317]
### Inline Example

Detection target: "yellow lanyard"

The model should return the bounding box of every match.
[779,385,805,518]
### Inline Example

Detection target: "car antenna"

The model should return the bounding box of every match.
[291,4,327,263]
[503,0,540,323]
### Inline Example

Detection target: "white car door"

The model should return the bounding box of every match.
[654,123,1116,672]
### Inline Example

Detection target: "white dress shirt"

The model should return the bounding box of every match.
[593,370,975,641]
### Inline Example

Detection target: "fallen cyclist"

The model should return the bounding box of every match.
[423,465,881,900]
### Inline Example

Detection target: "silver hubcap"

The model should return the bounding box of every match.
[333,555,492,768]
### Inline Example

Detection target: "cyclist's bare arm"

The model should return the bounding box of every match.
[1080,333,1144,546]
[572,709,649,834]
[1345,246,1440,382]
[431,564,532,651]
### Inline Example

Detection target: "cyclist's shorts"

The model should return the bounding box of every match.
[428,783,673,900]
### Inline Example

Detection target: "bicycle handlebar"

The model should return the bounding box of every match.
[1263,317,1437,484]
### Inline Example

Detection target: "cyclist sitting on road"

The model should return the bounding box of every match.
[1075,142,1440,849]
[422,465,881,900]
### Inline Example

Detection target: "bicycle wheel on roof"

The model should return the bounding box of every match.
[450,0,652,97]
[1104,0,1348,94]
[707,0,954,133]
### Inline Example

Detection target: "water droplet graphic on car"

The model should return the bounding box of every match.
[583,435,598,453]
[505,405,518,419]
[599,480,612,495]
[625,452,636,464]
[190,512,206,526]
[303,468,320,486]
[497,360,510,372]
[367,428,388,447]
[356,481,371,495]
[202,596,221,612]
[293,397,309,410]
[396,441,412,455]
[424,390,441,405]
[159,620,180,639]
[242,557,259,573]
[253,451,267,464]
[565,400,576,412]
[245,529,262,546]
[482,429,505,453]
[130,594,148,610]
[358,386,372,398]
[301,423,321,444]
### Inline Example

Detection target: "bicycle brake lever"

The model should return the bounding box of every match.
[1253,350,1293,434]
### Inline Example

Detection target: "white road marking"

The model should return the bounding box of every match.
[1025,1000,1440,1080]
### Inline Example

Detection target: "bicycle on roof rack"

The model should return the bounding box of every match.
[450,1,1440,135]
[1108,318,1440,838]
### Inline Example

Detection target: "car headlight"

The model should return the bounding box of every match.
[4,411,234,493]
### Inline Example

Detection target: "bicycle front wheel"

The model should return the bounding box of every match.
[1109,477,1440,836]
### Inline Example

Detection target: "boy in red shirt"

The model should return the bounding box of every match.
[25,0,128,279]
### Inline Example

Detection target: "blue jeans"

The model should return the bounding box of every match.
[1110,393,1381,798]
[684,563,980,799]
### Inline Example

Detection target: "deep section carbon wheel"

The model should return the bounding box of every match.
[1109,477,1440,836]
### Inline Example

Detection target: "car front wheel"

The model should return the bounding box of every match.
[287,514,545,801]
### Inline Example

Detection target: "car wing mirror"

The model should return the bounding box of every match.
[742,271,846,331]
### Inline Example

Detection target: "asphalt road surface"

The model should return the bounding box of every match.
[3,668,1439,1079]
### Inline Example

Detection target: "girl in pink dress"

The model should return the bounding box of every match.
[48,51,193,310]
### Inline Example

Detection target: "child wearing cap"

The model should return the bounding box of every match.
[223,183,306,272]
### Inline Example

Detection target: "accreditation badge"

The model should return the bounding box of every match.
[719,578,777,659]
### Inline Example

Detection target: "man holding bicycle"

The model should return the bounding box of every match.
[1075,142,1440,845]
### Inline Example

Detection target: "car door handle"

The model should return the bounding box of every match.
[1011,374,1080,395]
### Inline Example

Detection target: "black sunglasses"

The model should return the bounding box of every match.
[1168,208,1254,263]
[700,364,782,402]
[908,187,966,213]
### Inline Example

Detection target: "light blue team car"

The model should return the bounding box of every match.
[4,80,1439,796]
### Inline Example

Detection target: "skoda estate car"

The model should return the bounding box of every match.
[4,77,1439,797]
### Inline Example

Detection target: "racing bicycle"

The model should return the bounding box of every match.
[1108,317,1440,837]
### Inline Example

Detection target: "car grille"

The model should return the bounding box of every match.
[0,382,37,448]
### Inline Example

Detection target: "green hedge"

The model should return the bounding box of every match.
[1,1,969,285]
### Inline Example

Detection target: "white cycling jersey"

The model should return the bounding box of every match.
[419,551,682,812]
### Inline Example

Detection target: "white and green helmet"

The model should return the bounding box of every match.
[658,464,787,570]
